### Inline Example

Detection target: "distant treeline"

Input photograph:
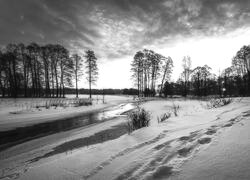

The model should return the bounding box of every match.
[0,87,139,97]
[64,88,138,95]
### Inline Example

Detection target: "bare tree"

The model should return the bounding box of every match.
[159,56,173,96]
[131,51,144,97]
[191,65,211,96]
[71,54,83,98]
[131,49,166,97]
[58,46,71,97]
[5,44,20,97]
[41,45,51,97]
[222,67,233,96]
[85,50,98,99]
[0,50,8,97]
[181,56,192,97]
[233,45,250,95]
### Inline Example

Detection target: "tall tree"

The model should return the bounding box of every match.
[234,45,250,95]
[27,43,42,97]
[17,43,29,97]
[0,50,8,97]
[72,54,83,98]
[41,45,51,97]
[131,51,144,97]
[191,65,212,96]
[222,67,233,96]
[159,56,173,96]
[5,44,20,97]
[143,49,161,93]
[181,56,192,97]
[58,46,71,97]
[85,50,98,99]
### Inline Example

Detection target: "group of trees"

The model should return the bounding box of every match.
[1,42,249,98]
[132,44,250,98]
[228,45,250,96]
[131,49,173,97]
[163,62,219,97]
[0,43,98,98]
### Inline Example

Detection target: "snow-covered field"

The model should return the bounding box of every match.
[0,97,250,180]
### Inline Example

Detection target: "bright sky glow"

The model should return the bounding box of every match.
[82,27,250,89]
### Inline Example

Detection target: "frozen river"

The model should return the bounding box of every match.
[0,103,135,152]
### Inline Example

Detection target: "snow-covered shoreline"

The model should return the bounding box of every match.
[1,97,250,180]
[0,95,134,132]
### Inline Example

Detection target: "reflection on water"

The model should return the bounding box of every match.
[0,103,135,151]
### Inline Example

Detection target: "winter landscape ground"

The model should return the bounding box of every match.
[1,0,250,179]
[1,96,250,180]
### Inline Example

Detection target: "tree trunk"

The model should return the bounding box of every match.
[160,67,167,96]
[60,64,64,98]
[55,66,59,98]
[89,63,92,99]
[51,63,54,97]
[23,61,27,97]
[75,71,78,98]
[137,67,140,97]
[248,70,250,96]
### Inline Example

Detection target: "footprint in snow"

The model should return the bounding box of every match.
[179,131,199,142]
[223,122,233,127]
[198,137,211,144]
[152,165,173,179]
[205,128,217,135]
[178,147,193,157]
[179,136,190,141]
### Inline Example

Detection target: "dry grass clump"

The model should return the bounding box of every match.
[127,107,151,133]
[172,103,180,116]
[157,102,180,123]
[7,98,92,114]
[157,112,171,123]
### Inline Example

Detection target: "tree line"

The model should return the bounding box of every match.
[0,43,98,98]
[132,45,250,97]
[64,88,138,95]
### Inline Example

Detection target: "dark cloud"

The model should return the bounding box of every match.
[0,0,250,58]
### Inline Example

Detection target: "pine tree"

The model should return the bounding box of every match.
[85,50,98,99]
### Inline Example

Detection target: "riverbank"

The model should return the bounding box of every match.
[0,95,134,131]
[1,97,249,180]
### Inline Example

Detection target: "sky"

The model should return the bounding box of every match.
[0,0,250,89]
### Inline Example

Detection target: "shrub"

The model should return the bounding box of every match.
[127,107,151,133]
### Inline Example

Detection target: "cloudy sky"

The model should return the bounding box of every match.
[0,0,250,88]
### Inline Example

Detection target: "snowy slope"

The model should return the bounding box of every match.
[0,98,250,180]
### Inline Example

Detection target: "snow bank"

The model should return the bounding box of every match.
[174,111,250,180]
[1,97,250,180]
